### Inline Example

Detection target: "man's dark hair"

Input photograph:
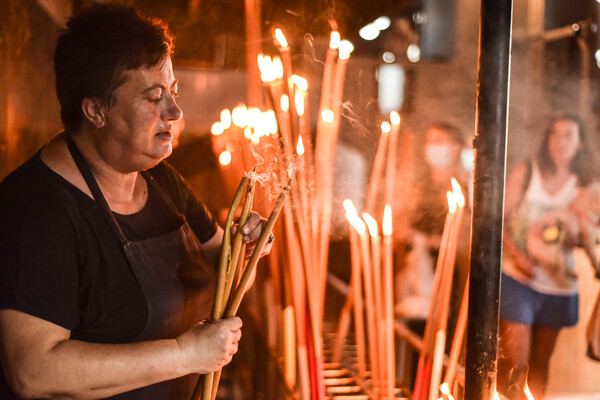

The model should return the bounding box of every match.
[54,3,175,132]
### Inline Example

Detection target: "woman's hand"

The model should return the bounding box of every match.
[231,211,274,258]
[176,317,243,375]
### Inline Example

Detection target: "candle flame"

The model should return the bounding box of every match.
[264,110,278,135]
[290,75,308,91]
[219,151,231,166]
[321,109,334,123]
[243,127,252,139]
[211,121,224,136]
[390,111,401,126]
[381,121,391,134]
[524,383,535,400]
[345,212,366,236]
[295,92,305,116]
[329,31,341,49]
[258,54,274,82]
[275,28,288,48]
[494,392,500,400]
[338,39,354,60]
[296,136,305,155]
[447,191,457,214]
[343,199,358,217]
[232,104,248,127]
[451,177,465,208]
[362,213,379,238]
[383,204,392,236]
[273,56,284,79]
[280,94,290,112]
[247,107,261,127]
[220,109,232,129]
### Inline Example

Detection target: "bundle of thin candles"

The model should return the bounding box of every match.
[190,173,291,400]
[412,178,466,400]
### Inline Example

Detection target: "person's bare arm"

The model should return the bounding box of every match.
[503,162,536,276]
[0,309,241,399]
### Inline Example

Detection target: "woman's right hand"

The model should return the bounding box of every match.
[176,317,243,375]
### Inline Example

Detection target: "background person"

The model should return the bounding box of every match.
[498,111,597,400]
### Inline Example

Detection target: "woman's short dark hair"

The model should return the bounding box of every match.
[536,111,595,186]
[54,3,175,132]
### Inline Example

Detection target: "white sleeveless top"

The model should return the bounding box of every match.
[503,161,579,295]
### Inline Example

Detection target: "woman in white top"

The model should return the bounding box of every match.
[498,112,597,400]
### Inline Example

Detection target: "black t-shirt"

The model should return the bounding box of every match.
[0,150,218,343]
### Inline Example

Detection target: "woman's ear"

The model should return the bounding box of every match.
[81,98,105,128]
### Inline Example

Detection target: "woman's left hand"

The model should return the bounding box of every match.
[231,211,274,258]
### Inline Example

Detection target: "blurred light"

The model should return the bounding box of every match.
[243,127,252,139]
[296,136,305,155]
[211,121,224,136]
[329,31,341,49]
[390,111,401,126]
[595,49,600,63]
[382,51,396,63]
[381,121,391,133]
[225,142,235,152]
[247,107,261,127]
[339,40,354,60]
[232,104,248,127]
[359,24,380,41]
[280,94,290,112]
[407,44,421,63]
[321,109,334,123]
[274,28,288,48]
[291,75,308,91]
[264,110,278,134]
[295,92,305,116]
[273,56,284,79]
[219,151,232,166]
[377,64,405,114]
[373,16,391,31]
[220,109,232,129]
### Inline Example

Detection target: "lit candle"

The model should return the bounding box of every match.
[365,121,391,214]
[384,111,401,207]
[343,200,368,379]
[382,204,395,399]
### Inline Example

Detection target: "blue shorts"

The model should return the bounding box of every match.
[500,274,578,327]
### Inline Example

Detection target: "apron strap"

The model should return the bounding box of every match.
[140,170,186,223]
[66,135,130,246]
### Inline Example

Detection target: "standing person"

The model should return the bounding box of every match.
[395,122,471,389]
[498,112,597,400]
[0,4,273,399]
[396,122,471,321]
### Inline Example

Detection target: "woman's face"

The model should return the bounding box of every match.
[547,119,581,168]
[98,57,182,172]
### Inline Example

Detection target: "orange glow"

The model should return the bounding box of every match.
[451,177,465,208]
[232,104,248,127]
[524,383,535,400]
[219,151,232,166]
[295,92,305,116]
[447,191,457,214]
[290,75,308,91]
[273,56,284,79]
[329,31,341,50]
[381,121,391,133]
[258,54,274,82]
[280,94,290,112]
[390,110,401,126]
[211,121,224,136]
[275,28,288,48]
[296,136,305,155]
[494,392,500,400]
[362,213,378,238]
[382,205,392,237]
[338,39,354,60]
[321,109,334,123]
[220,109,232,129]
[439,382,455,400]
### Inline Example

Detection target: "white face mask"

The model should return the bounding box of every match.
[424,144,454,169]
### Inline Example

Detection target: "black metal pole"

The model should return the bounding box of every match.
[464,0,513,399]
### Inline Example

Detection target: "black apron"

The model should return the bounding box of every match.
[67,137,217,399]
